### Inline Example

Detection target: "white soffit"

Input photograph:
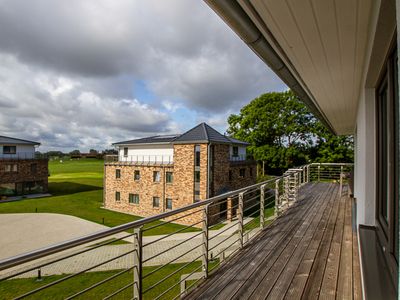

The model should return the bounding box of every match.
[246,0,374,135]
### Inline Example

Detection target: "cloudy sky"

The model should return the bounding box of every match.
[0,0,286,152]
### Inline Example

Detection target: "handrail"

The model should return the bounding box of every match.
[0,162,354,300]
[0,171,294,271]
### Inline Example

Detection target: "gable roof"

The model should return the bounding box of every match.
[112,123,249,146]
[0,136,40,146]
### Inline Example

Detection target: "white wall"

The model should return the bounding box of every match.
[354,88,376,226]
[118,144,174,163]
[0,144,36,158]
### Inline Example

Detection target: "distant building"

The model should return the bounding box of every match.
[0,136,48,197]
[104,123,256,224]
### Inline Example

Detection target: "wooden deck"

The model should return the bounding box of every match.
[186,182,362,300]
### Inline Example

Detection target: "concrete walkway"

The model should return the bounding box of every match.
[0,213,260,279]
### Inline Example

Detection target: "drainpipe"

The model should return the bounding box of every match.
[207,143,211,199]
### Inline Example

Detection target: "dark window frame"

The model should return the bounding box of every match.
[3,146,16,154]
[166,198,173,210]
[129,193,139,204]
[134,170,140,181]
[116,169,121,179]
[152,196,160,208]
[115,191,120,202]
[166,171,173,183]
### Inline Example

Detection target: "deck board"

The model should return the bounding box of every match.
[185,183,362,300]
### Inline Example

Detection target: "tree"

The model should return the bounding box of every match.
[89,149,98,154]
[69,149,81,155]
[227,90,353,174]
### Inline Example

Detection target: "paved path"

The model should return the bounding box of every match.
[0,213,260,279]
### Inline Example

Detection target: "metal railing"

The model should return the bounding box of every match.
[0,162,352,299]
[105,155,174,165]
[229,154,247,161]
[0,152,47,160]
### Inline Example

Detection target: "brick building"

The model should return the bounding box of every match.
[0,136,48,197]
[103,123,256,225]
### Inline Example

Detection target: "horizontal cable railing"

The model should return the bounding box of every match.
[0,162,352,299]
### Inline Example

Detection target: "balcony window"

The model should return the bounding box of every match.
[31,163,37,174]
[166,198,173,210]
[194,171,200,183]
[166,172,173,183]
[195,145,201,167]
[115,192,120,202]
[123,147,128,157]
[116,169,121,179]
[232,146,239,157]
[153,196,160,207]
[3,146,16,154]
[129,193,139,204]
[153,171,161,182]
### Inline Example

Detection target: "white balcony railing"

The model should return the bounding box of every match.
[229,154,247,161]
[105,154,174,165]
[0,152,47,160]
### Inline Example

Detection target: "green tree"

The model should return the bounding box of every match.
[227,90,353,174]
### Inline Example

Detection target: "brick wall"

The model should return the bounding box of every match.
[0,159,48,192]
[103,143,256,226]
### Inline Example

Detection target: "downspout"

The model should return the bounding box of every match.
[207,143,211,199]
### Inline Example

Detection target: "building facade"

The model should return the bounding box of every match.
[0,136,48,197]
[104,123,256,224]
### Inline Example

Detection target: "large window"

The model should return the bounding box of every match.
[376,45,398,282]
[3,146,16,154]
[195,145,201,167]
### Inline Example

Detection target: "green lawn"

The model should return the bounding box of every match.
[0,159,198,236]
[0,260,219,300]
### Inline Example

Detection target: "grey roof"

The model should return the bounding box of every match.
[0,136,40,146]
[112,123,249,146]
[112,134,180,146]
[173,123,231,144]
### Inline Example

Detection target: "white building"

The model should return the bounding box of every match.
[206,0,400,297]
[0,136,40,159]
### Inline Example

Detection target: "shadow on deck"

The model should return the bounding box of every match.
[185,182,362,300]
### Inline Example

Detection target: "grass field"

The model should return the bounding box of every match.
[0,159,199,235]
[0,259,220,300]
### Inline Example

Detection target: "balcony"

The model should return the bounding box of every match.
[0,163,357,299]
[0,152,47,160]
[104,154,174,166]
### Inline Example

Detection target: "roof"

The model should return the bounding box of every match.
[0,136,40,146]
[112,123,249,146]
[113,134,180,146]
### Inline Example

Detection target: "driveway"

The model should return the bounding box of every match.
[0,213,110,260]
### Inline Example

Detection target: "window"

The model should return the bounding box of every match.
[239,168,246,178]
[134,170,140,181]
[194,171,200,182]
[116,169,121,179]
[229,170,233,181]
[5,164,17,172]
[195,145,200,166]
[153,196,160,207]
[232,146,239,157]
[166,198,172,210]
[195,190,200,196]
[249,167,253,177]
[153,171,161,182]
[31,163,37,174]
[375,44,399,282]
[115,192,120,202]
[123,147,128,156]
[3,146,16,154]
[129,193,139,204]
[166,172,173,183]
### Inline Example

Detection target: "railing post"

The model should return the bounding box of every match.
[260,185,266,228]
[275,180,279,217]
[202,205,209,279]
[133,227,143,300]
[227,197,233,222]
[238,192,244,248]
[339,165,344,197]
[294,172,299,201]
[307,165,310,183]
[318,164,321,182]
[303,167,306,185]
